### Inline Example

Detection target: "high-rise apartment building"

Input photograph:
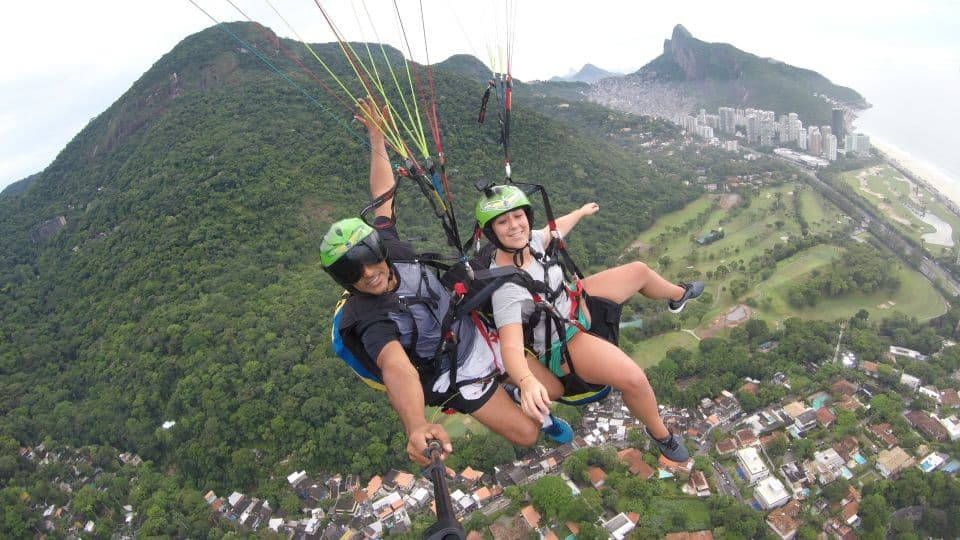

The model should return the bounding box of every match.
[788,113,802,143]
[826,134,838,161]
[746,114,760,144]
[719,107,737,134]
[808,126,822,156]
[832,108,845,141]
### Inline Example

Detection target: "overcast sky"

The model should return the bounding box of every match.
[1,0,957,192]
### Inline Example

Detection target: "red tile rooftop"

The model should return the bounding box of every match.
[521,505,541,529]
[816,407,837,426]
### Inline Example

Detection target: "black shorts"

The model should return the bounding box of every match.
[557,295,621,404]
[585,295,622,345]
[422,372,500,414]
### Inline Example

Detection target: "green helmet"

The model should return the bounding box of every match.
[475,184,533,229]
[320,217,386,287]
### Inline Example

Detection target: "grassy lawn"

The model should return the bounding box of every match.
[799,186,847,234]
[647,494,713,533]
[638,187,812,283]
[747,245,947,322]
[858,469,880,486]
[629,197,717,246]
[428,408,489,438]
[630,331,700,367]
[627,185,947,359]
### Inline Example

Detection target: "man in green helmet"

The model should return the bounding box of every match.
[320,99,573,467]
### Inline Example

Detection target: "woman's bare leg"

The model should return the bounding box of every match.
[582,261,684,305]
[565,331,670,439]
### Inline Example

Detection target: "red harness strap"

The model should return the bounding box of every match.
[470,311,502,372]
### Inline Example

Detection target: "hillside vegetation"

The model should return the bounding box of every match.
[0,22,719,491]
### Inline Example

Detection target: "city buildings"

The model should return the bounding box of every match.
[675,104,861,163]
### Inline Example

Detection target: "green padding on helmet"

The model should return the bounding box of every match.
[475,185,531,228]
[320,217,375,267]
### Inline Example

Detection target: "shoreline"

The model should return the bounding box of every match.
[864,135,960,216]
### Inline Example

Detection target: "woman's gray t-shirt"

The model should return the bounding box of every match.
[490,230,574,355]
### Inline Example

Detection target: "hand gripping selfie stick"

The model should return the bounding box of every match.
[421,440,466,540]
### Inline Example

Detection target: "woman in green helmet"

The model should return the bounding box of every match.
[320,100,572,467]
[474,184,704,462]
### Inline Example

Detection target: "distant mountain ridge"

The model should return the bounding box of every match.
[590,24,867,124]
[435,53,493,84]
[550,63,623,84]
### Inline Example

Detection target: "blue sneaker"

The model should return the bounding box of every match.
[542,414,573,444]
[503,384,573,444]
[668,281,705,313]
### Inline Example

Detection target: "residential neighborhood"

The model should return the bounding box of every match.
[15,339,960,539]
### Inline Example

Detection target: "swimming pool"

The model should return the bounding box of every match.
[853,453,867,465]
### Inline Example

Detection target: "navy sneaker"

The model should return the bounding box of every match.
[668,281,705,313]
[646,426,689,462]
[542,414,573,444]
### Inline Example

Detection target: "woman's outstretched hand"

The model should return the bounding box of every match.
[580,202,600,216]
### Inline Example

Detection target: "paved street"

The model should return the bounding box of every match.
[712,461,743,502]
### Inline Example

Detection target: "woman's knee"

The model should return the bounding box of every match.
[615,365,652,395]
[627,260,651,279]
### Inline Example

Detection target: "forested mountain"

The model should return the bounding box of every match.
[591,24,868,124]
[0,21,706,494]
[0,173,39,197]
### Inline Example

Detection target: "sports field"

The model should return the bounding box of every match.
[630,331,699,367]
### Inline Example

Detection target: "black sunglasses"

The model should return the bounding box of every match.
[325,232,386,286]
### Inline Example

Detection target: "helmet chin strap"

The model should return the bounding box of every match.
[497,240,530,267]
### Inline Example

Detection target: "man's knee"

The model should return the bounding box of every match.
[507,420,541,447]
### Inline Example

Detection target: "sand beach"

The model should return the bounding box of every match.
[867,135,960,211]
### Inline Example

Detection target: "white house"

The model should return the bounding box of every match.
[900,373,921,391]
[754,477,791,509]
[935,415,960,441]
[919,385,940,402]
[813,449,845,485]
[737,447,770,484]
[603,512,636,540]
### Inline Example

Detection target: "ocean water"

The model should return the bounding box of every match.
[849,65,960,192]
